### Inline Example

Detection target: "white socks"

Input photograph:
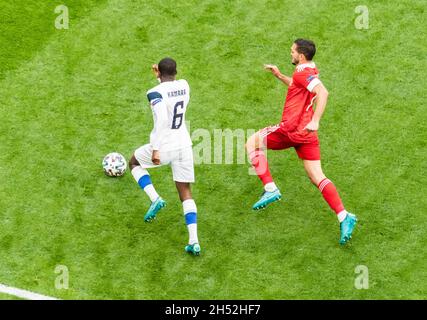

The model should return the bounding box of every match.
[183,199,199,245]
[131,166,159,202]
[337,210,348,223]
[187,224,198,245]
[264,182,278,192]
[144,185,160,202]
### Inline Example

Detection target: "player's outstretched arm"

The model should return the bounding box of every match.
[264,64,293,86]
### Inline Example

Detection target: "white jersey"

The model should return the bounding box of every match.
[146,79,192,152]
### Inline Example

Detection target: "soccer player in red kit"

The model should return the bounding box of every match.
[246,39,357,245]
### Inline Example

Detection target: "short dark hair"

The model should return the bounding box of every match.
[294,39,316,60]
[158,57,177,76]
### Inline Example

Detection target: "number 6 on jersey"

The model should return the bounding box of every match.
[172,101,184,129]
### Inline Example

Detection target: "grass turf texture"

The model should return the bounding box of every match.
[0,0,426,299]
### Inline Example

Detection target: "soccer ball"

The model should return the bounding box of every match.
[102,152,127,177]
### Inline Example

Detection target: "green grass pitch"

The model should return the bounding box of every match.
[0,0,425,299]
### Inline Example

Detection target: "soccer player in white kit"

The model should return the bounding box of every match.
[129,58,200,256]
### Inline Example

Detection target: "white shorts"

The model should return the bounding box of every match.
[134,144,195,183]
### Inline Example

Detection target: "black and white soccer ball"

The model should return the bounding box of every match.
[102,152,127,177]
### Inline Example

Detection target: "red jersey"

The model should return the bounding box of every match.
[280,62,321,143]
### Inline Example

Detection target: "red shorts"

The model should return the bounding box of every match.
[259,125,321,160]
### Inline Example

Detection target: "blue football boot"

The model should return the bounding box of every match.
[185,243,201,256]
[339,213,357,245]
[252,189,282,210]
[144,197,166,222]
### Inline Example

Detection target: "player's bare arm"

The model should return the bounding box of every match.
[264,64,293,86]
[304,83,329,132]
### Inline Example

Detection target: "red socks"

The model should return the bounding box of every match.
[318,178,345,214]
[249,149,273,185]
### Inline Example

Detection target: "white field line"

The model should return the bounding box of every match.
[0,283,59,300]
